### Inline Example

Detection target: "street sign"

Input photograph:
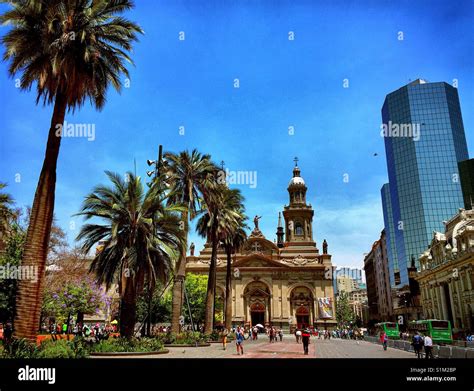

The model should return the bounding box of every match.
[397,315,404,325]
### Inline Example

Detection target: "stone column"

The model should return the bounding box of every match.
[281,283,290,319]
[439,285,448,320]
[235,280,244,319]
[434,286,442,319]
[272,280,281,319]
[447,282,456,328]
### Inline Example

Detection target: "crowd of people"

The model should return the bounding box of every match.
[378,330,435,359]
[44,321,117,342]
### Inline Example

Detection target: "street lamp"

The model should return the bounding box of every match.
[143,145,163,337]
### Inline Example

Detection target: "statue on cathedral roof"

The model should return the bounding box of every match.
[253,215,261,230]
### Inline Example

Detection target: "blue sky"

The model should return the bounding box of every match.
[0,0,473,270]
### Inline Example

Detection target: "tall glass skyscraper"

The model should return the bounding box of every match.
[381,183,399,287]
[381,79,469,288]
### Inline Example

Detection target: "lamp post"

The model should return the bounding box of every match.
[145,145,163,336]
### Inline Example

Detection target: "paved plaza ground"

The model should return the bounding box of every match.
[145,335,414,359]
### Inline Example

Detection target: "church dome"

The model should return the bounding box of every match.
[288,164,305,187]
[288,176,305,186]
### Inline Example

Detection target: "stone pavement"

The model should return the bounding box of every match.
[142,335,414,359]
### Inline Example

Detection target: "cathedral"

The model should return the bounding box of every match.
[186,162,336,331]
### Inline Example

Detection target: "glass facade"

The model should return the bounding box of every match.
[382,80,469,288]
[381,183,399,287]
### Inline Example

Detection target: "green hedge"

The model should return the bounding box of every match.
[89,337,164,353]
[1,338,87,359]
[1,336,165,358]
[156,331,207,345]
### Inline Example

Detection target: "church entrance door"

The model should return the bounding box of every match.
[296,315,310,328]
[250,303,265,326]
[296,306,310,328]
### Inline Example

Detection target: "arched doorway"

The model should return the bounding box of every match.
[243,281,271,327]
[290,286,314,328]
[250,303,265,326]
[296,306,310,328]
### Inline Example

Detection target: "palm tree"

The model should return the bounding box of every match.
[223,225,247,330]
[1,0,143,341]
[164,149,217,333]
[197,186,244,333]
[0,182,14,242]
[76,171,183,338]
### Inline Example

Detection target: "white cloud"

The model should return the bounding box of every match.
[315,195,384,269]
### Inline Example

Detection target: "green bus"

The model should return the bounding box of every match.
[408,320,452,344]
[375,322,400,339]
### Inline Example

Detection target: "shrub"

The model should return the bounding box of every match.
[36,340,74,359]
[157,331,207,345]
[1,337,89,359]
[90,337,164,353]
[1,338,36,358]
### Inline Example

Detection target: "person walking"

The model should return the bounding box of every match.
[380,331,388,351]
[296,328,302,343]
[278,329,283,342]
[412,332,423,359]
[302,326,311,355]
[221,328,229,350]
[424,335,434,359]
[235,326,245,355]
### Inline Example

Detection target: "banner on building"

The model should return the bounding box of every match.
[318,297,333,318]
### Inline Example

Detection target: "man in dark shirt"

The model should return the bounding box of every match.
[301,326,311,355]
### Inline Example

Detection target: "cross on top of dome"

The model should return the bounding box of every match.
[289,157,305,186]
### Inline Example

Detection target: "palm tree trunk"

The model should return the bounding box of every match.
[14,93,67,342]
[204,218,218,334]
[171,212,188,333]
[224,245,233,330]
[120,277,137,338]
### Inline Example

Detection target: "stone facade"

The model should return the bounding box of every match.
[417,208,474,333]
[186,163,336,330]
[363,230,393,323]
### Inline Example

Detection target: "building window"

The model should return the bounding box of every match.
[295,222,303,236]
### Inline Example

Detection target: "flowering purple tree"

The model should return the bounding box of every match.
[43,276,112,331]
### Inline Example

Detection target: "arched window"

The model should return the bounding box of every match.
[295,222,303,235]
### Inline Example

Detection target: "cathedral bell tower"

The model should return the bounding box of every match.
[282,158,315,245]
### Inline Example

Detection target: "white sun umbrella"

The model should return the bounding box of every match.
[255,324,264,328]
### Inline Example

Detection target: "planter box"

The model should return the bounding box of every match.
[90,349,169,357]
[451,346,467,359]
[438,346,452,358]
[36,334,74,346]
[403,341,413,352]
